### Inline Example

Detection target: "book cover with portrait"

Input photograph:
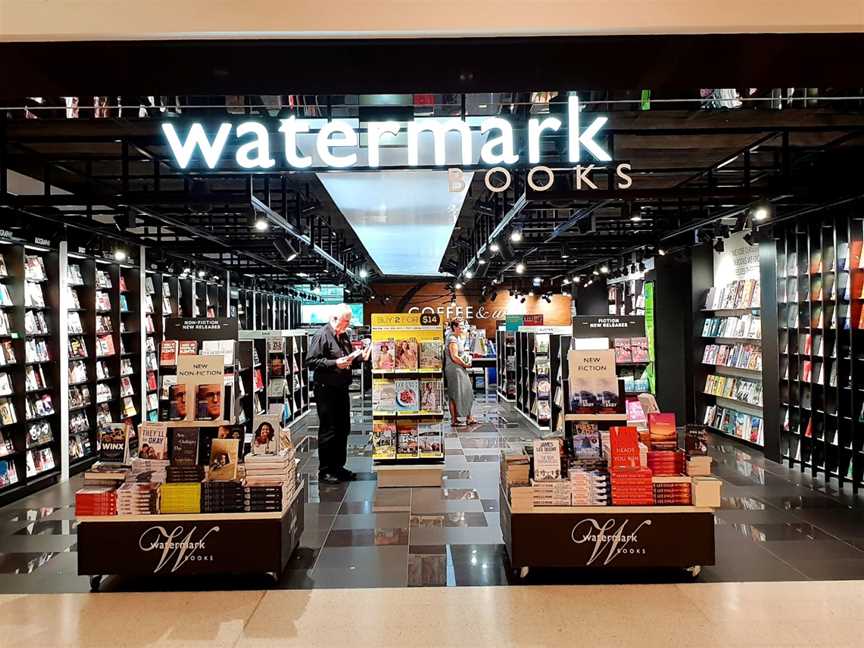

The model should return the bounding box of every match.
[394,338,419,371]
[208,438,240,480]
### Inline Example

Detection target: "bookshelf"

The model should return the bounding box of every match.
[776,213,864,488]
[693,234,765,449]
[496,328,516,402]
[514,328,566,432]
[0,243,63,499]
[66,253,97,469]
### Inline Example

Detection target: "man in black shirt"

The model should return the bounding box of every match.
[306,304,371,483]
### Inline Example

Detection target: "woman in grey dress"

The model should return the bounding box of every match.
[444,319,476,426]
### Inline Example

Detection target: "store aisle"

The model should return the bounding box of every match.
[3,402,864,593]
[4,580,864,647]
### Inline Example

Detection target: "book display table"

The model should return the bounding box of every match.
[500,486,714,578]
[77,483,304,591]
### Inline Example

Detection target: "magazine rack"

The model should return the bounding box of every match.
[370,313,445,488]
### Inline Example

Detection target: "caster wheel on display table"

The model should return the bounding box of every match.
[685,565,702,578]
[89,575,103,592]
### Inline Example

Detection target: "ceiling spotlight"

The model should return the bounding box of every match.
[752,204,771,222]
[560,245,571,259]
[464,270,473,279]
[113,249,127,261]
[515,262,525,274]
[182,266,191,274]
[573,276,581,283]
[359,268,369,279]
[533,277,542,285]
[528,290,535,297]
[630,214,642,222]
[593,268,600,276]
[562,278,570,285]
[254,217,269,231]
[713,238,725,253]
[198,269,206,278]
[520,296,526,304]
[510,228,523,243]
[478,258,486,265]
[489,241,500,253]
[455,282,463,290]
[658,248,666,256]
[600,265,609,274]
[543,294,552,304]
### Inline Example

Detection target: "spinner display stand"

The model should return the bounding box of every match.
[77,318,303,590]
[370,313,445,488]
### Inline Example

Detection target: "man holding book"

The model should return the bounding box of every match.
[307,304,371,484]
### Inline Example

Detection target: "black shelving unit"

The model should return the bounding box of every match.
[514,329,561,432]
[776,211,863,489]
[496,328,516,401]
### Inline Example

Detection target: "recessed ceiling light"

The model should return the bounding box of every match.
[515,262,525,274]
[510,229,523,243]
[254,217,269,231]
[464,270,473,279]
[600,265,609,274]
[489,241,500,253]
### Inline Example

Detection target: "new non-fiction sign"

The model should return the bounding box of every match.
[572,315,645,339]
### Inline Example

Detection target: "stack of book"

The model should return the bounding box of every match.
[687,456,713,476]
[569,469,610,506]
[509,485,533,512]
[128,458,168,483]
[244,484,285,512]
[75,485,118,516]
[531,479,571,507]
[116,483,160,515]
[201,480,245,513]
[161,482,201,513]
[166,465,205,483]
[500,453,530,489]
[244,450,296,510]
[610,467,654,505]
[646,450,686,476]
[652,476,692,505]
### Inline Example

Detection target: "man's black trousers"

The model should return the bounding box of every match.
[314,383,351,475]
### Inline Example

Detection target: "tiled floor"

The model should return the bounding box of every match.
[3,401,864,592]
[5,581,864,647]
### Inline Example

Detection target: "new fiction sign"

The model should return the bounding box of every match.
[161,96,633,190]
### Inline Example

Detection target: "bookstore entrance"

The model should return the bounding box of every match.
[3,34,864,592]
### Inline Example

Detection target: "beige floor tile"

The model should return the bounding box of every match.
[0,591,264,647]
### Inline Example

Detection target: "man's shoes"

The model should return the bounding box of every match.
[318,473,341,485]
[335,468,357,482]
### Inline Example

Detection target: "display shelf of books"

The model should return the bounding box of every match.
[75,342,304,588]
[776,213,864,489]
[143,271,161,422]
[696,277,764,448]
[500,381,719,576]
[370,314,444,471]
[118,264,142,429]
[21,246,61,489]
[515,328,566,432]
[287,331,310,422]
[496,328,516,402]
[66,254,98,469]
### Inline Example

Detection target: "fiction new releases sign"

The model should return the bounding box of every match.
[161,96,632,190]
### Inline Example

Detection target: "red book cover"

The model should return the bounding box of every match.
[178,340,198,355]
[160,340,178,366]
[647,412,677,450]
[609,426,640,469]
[803,334,813,355]
[146,371,157,391]
[849,240,863,270]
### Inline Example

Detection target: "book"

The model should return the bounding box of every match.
[372,419,397,460]
[178,340,198,356]
[395,379,420,413]
[208,438,240,480]
[394,338,419,370]
[171,428,199,465]
[418,422,443,457]
[139,422,169,460]
[572,422,601,458]
[160,340,178,366]
[251,414,281,455]
[372,339,396,371]
[532,438,562,480]
[99,423,130,464]
[648,412,677,450]
[614,338,632,363]
[609,426,640,469]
